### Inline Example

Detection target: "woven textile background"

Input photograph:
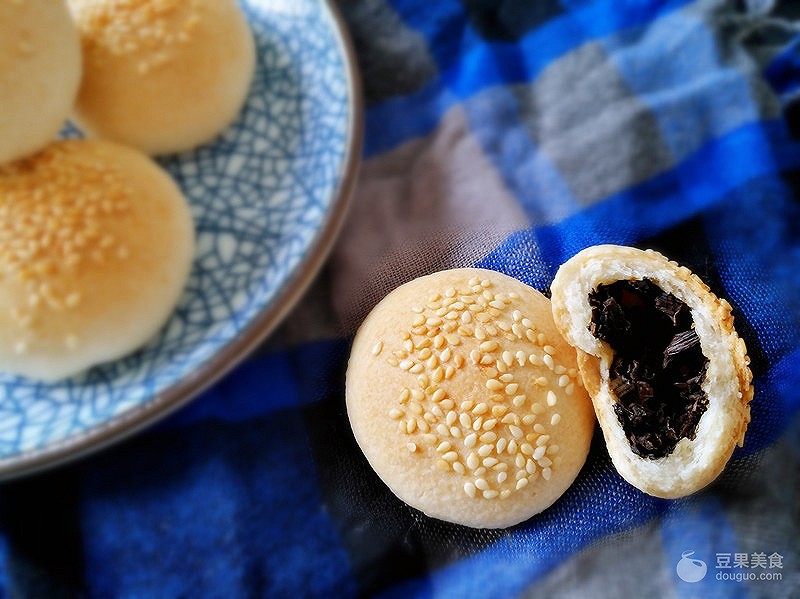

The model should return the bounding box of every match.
[1,0,799,597]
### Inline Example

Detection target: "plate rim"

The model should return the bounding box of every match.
[0,0,363,481]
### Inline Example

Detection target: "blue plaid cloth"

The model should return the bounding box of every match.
[3,0,799,597]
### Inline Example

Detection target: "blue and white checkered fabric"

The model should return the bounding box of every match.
[2,0,798,597]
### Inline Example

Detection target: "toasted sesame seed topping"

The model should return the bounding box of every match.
[376,275,574,499]
[546,390,557,407]
[407,443,417,452]
[0,143,136,341]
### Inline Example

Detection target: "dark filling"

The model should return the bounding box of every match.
[588,279,709,459]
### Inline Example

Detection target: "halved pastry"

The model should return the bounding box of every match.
[550,245,753,498]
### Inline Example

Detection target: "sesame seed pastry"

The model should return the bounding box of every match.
[0,139,195,381]
[67,0,255,156]
[550,245,753,499]
[0,0,82,165]
[346,269,595,529]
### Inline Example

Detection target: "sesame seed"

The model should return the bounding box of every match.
[497,472,508,484]
[549,444,560,454]
[508,440,518,454]
[474,478,489,491]
[543,354,555,370]
[454,354,465,368]
[554,365,566,375]
[516,478,529,490]
[468,277,480,286]
[453,462,466,474]
[533,446,546,460]
[416,337,432,349]
[483,457,499,468]
[482,419,497,431]
[418,420,430,433]
[501,414,516,425]
[489,300,504,309]
[525,329,537,343]
[434,335,445,349]
[480,355,494,365]
[538,457,552,468]
[520,443,534,456]
[521,318,534,329]
[531,403,545,415]
[505,383,519,395]
[464,481,477,497]
[542,467,552,481]
[470,350,481,364]
[444,365,456,379]
[446,411,457,426]
[409,363,424,374]
[436,460,450,472]
[533,423,546,434]
[565,383,575,396]
[466,453,480,470]
[409,402,423,415]
[480,340,499,352]
[389,408,404,419]
[546,391,557,406]
[512,310,522,322]
[472,402,489,415]
[418,347,432,360]
[461,400,475,411]
[431,367,444,383]
[496,438,507,453]
[407,443,417,453]
[512,395,526,407]
[479,431,497,443]
[464,432,477,448]
[406,420,417,434]
[445,334,461,346]
[431,389,446,402]
[399,359,413,371]
[501,351,514,366]
[477,444,493,457]
[450,426,461,437]
[543,345,556,355]
[491,405,508,417]
[440,347,452,362]
[551,413,561,426]
[443,451,458,462]
[485,379,503,391]
[483,490,499,499]
[558,374,570,388]
[412,314,425,327]
[537,435,550,447]
[436,424,449,436]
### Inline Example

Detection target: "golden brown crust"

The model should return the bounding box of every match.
[68,0,255,155]
[0,139,194,380]
[346,268,595,528]
[0,0,82,164]
[550,244,753,498]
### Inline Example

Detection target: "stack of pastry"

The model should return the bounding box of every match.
[0,0,256,380]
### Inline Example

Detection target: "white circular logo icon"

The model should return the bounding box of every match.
[676,551,707,583]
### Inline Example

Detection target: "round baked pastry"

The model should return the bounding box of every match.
[550,245,753,499]
[68,0,255,155]
[0,139,195,381]
[0,0,82,165]
[346,268,595,529]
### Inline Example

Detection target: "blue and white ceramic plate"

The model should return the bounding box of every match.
[0,0,361,478]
